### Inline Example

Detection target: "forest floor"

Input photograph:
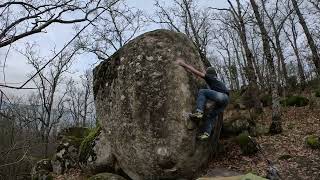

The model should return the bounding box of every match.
[209,104,320,180]
[54,93,320,180]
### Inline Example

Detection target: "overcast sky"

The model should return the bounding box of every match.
[0,0,229,97]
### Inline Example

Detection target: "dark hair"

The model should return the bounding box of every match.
[206,67,217,76]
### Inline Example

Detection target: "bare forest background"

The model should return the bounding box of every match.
[0,0,320,179]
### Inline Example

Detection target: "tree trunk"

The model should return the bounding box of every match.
[250,0,282,134]
[275,35,288,85]
[231,35,247,87]
[291,0,320,75]
[250,36,264,87]
[284,21,306,86]
[229,0,262,112]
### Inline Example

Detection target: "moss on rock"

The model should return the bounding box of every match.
[235,132,258,155]
[306,135,320,149]
[79,126,102,163]
[53,127,92,174]
[88,173,126,180]
[280,96,309,107]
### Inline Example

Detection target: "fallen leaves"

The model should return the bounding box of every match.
[209,104,320,180]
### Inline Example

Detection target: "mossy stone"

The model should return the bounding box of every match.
[280,96,309,107]
[253,124,269,136]
[236,132,258,155]
[79,126,101,163]
[222,115,251,136]
[306,135,320,149]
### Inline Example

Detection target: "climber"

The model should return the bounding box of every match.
[176,58,229,140]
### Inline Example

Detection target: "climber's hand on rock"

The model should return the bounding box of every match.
[176,58,185,66]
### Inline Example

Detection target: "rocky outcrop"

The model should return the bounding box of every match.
[52,127,90,174]
[93,29,222,179]
[31,159,53,180]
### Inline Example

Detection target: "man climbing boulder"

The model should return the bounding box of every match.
[176,58,229,140]
[92,29,223,179]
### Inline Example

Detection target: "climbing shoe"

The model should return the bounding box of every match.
[197,132,210,140]
[189,111,203,119]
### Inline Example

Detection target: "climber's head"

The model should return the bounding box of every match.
[206,67,217,77]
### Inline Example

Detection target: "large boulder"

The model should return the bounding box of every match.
[93,29,222,179]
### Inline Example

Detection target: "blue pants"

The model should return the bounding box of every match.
[196,89,229,134]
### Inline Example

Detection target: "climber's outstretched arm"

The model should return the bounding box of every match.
[176,58,205,78]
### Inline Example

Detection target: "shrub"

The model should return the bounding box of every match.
[280,96,309,107]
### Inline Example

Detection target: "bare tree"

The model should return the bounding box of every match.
[226,0,258,87]
[153,0,212,67]
[250,0,282,134]
[66,70,95,127]
[283,13,306,86]
[0,93,37,178]
[308,0,320,13]
[291,0,320,75]
[0,0,121,48]
[19,43,77,157]
[217,0,263,113]
[261,0,293,85]
[76,0,145,61]
[213,27,240,90]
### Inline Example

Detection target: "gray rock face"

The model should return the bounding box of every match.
[93,29,218,179]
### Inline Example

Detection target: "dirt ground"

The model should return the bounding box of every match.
[210,105,320,180]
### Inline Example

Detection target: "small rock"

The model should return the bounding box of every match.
[146,56,154,61]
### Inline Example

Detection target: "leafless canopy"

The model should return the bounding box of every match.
[0,0,119,48]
